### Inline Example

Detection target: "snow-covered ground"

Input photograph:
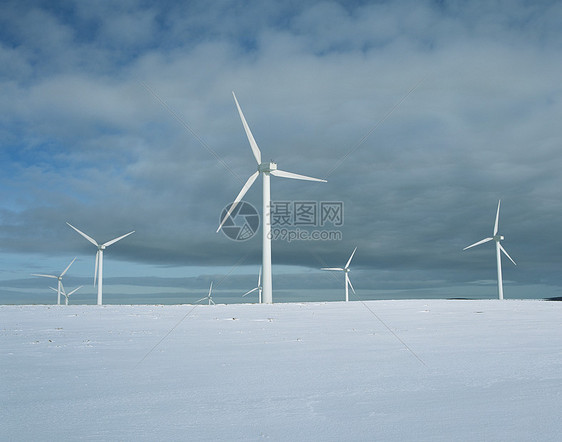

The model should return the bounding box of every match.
[1,300,561,441]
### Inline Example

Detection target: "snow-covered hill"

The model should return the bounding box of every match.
[2,300,561,441]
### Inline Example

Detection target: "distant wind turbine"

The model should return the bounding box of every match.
[218,92,326,304]
[50,285,82,306]
[322,247,357,302]
[242,267,262,303]
[32,257,76,305]
[196,282,215,305]
[463,200,516,300]
[66,222,135,306]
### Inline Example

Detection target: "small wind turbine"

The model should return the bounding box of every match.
[196,282,215,305]
[50,285,83,306]
[66,222,135,306]
[322,247,357,302]
[218,92,326,304]
[242,267,262,303]
[32,257,76,306]
[463,200,516,300]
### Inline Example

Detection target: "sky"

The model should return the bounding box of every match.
[1,0,562,304]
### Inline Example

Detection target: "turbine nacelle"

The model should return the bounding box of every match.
[258,162,277,173]
[494,235,504,241]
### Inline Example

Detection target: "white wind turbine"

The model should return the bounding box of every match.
[66,222,135,306]
[322,247,357,302]
[242,267,262,303]
[50,285,83,306]
[218,92,327,304]
[196,282,215,305]
[32,257,76,306]
[463,200,516,300]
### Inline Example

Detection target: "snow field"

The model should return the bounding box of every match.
[1,300,561,441]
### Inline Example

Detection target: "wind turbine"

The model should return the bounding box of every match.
[463,200,516,300]
[66,222,135,306]
[196,282,215,305]
[32,257,76,305]
[50,285,82,306]
[217,92,327,304]
[322,247,357,302]
[242,267,262,303]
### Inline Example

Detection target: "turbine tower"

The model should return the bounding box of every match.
[242,267,262,303]
[218,92,326,304]
[66,222,135,306]
[322,247,357,302]
[463,200,516,300]
[32,257,76,306]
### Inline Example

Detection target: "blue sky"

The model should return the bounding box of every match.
[2,0,562,304]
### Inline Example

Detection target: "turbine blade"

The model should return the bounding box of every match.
[463,237,493,250]
[270,169,327,182]
[67,286,83,296]
[94,250,99,286]
[208,282,213,297]
[50,284,66,296]
[258,267,261,286]
[345,247,358,269]
[321,267,344,271]
[494,200,501,236]
[348,277,356,295]
[60,257,77,277]
[217,171,259,232]
[195,297,207,303]
[67,222,98,247]
[210,299,216,305]
[242,287,258,297]
[32,274,58,279]
[103,230,135,247]
[499,244,517,266]
[232,91,262,164]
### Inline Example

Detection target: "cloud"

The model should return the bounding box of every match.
[2,0,562,301]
